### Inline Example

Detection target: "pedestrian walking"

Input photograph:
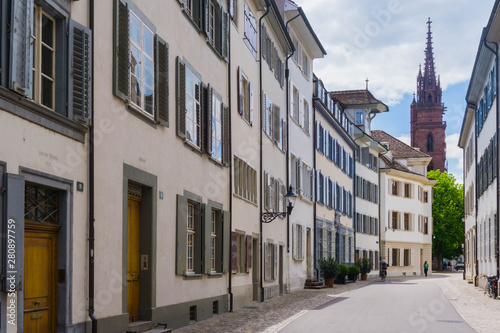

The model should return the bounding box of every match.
[424,261,429,277]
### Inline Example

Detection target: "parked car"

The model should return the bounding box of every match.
[455,262,465,271]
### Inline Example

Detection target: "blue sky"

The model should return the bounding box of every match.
[295,0,496,182]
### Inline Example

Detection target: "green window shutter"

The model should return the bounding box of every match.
[237,67,243,115]
[202,203,212,274]
[222,104,230,166]
[9,0,34,96]
[176,57,186,139]
[203,85,213,155]
[223,211,231,273]
[193,0,203,29]
[176,195,188,275]
[113,0,129,102]
[222,8,229,62]
[155,35,169,127]
[245,235,252,273]
[204,0,210,36]
[68,20,92,124]
[231,231,238,273]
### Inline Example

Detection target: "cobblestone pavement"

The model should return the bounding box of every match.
[173,280,373,333]
[435,272,500,333]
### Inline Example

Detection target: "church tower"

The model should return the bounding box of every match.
[410,18,447,172]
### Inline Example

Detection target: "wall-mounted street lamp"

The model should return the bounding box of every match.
[261,186,297,223]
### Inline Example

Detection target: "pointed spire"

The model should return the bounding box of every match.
[415,18,441,105]
[418,64,422,77]
[424,17,436,87]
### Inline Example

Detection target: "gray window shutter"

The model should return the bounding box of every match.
[10,0,34,96]
[223,210,231,273]
[280,61,285,88]
[264,171,270,210]
[155,34,169,127]
[176,195,188,275]
[282,116,287,152]
[249,81,254,125]
[1,174,25,292]
[264,243,269,280]
[246,235,252,273]
[231,232,237,273]
[273,104,280,143]
[262,25,267,60]
[176,57,186,139]
[229,0,234,18]
[222,104,230,166]
[202,203,212,274]
[273,244,278,279]
[113,0,129,102]
[68,19,92,124]
[204,0,210,35]
[222,8,229,62]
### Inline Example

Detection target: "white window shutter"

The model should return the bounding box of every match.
[316,121,321,149]
[323,173,327,206]
[249,82,254,126]
[292,224,298,260]
[316,169,320,201]
[310,168,315,201]
[264,243,269,280]
[297,158,303,193]
[299,95,304,127]
[301,225,306,260]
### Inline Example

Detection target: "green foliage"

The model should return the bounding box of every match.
[338,264,349,277]
[348,266,360,278]
[318,256,340,279]
[356,258,372,274]
[427,170,464,264]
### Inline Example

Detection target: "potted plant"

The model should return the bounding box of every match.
[318,256,340,287]
[348,266,360,282]
[357,258,372,280]
[336,264,349,284]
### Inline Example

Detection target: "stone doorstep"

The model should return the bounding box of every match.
[304,285,328,289]
[142,329,172,333]
[128,321,152,333]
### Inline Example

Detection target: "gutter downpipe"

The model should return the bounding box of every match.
[228,11,234,312]
[285,12,300,255]
[352,131,366,267]
[484,39,499,279]
[259,0,271,303]
[312,86,318,280]
[88,0,97,331]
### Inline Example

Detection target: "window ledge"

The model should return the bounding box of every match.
[208,155,224,168]
[127,103,157,127]
[233,193,258,207]
[208,272,224,278]
[0,87,88,142]
[183,273,203,280]
[183,139,203,155]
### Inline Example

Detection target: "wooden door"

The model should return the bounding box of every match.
[24,229,58,333]
[127,198,141,322]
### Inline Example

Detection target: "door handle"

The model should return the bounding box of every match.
[34,301,40,306]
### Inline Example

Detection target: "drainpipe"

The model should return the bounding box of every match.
[285,12,300,256]
[88,0,97,331]
[259,0,271,303]
[474,103,479,285]
[227,9,234,312]
[313,87,318,280]
[484,39,499,279]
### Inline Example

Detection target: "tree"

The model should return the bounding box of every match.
[427,170,464,271]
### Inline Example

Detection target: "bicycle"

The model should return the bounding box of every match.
[484,275,498,299]
[380,269,387,282]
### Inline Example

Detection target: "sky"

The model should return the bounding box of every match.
[294,0,497,183]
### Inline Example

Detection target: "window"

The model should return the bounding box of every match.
[404,249,410,266]
[293,87,300,124]
[423,191,428,203]
[293,224,304,260]
[234,156,257,204]
[404,183,411,198]
[355,110,363,125]
[236,233,246,273]
[243,2,257,57]
[7,1,92,125]
[114,0,168,125]
[189,305,197,322]
[303,100,310,134]
[238,67,254,125]
[264,171,285,214]
[392,211,398,229]
[176,194,230,275]
[185,66,201,146]
[129,10,155,116]
[302,53,309,78]
[25,184,60,224]
[264,92,272,136]
[392,248,399,266]
[208,1,215,44]
[392,180,399,196]
[424,217,428,235]
[229,0,238,25]
[211,93,223,162]
[404,213,410,231]
[262,25,285,87]
[427,133,434,153]
[264,242,278,281]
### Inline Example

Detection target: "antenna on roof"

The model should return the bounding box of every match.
[365,78,369,90]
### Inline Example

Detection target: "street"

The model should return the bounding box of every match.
[279,274,474,333]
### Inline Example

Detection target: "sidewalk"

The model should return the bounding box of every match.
[435,272,500,333]
[173,280,373,333]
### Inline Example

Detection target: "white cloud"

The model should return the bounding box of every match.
[396,134,410,145]
[296,0,495,105]
[446,133,463,183]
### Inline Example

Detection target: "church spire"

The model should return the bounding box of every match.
[424,17,436,87]
[416,18,441,105]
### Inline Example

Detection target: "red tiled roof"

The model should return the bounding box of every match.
[371,130,431,159]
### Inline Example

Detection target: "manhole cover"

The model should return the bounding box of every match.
[437,320,463,323]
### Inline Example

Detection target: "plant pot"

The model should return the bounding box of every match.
[325,278,334,287]
[361,273,367,281]
[348,275,357,282]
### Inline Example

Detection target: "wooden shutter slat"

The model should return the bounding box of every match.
[10,0,34,95]
[237,67,243,115]
[246,235,252,273]
[176,195,188,275]
[203,203,212,273]
[222,9,229,61]
[222,104,230,166]
[155,34,169,127]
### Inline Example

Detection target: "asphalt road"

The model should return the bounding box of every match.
[279,275,475,333]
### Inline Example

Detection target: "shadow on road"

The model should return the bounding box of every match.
[312,297,348,310]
